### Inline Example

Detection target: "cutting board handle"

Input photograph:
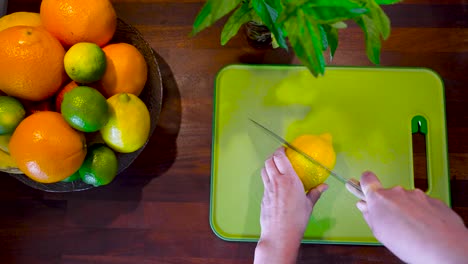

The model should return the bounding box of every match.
[411,115,430,192]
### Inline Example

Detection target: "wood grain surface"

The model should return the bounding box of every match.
[1,0,467,263]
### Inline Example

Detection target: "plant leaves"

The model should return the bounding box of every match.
[192,0,242,36]
[331,21,347,29]
[374,0,401,4]
[371,2,391,39]
[251,0,288,49]
[266,0,283,13]
[355,15,381,64]
[303,6,368,24]
[221,2,253,45]
[271,33,280,48]
[284,8,325,76]
[355,0,391,39]
[318,25,328,51]
[280,0,368,25]
[323,24,338,60]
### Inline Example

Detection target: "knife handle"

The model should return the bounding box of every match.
[345,178,366,201]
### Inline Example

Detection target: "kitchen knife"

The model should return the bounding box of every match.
[249,118,365,200]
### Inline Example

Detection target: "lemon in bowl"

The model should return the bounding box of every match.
[100,93,150,153]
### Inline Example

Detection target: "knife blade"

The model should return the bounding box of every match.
[249,118,365,200]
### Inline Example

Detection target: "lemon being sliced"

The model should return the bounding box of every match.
[286,133,336,191]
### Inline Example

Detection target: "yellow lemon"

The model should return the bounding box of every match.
[0,12,42,32]
[0,149,22,174]
[0,134,11,153]
[100,93,150,153]
[286,133,336,191]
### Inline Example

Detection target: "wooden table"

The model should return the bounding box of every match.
[2,0,467,263]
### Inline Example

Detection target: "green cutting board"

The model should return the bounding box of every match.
[210,65,450,245]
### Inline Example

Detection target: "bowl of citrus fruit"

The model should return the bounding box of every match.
[0,0,163,192]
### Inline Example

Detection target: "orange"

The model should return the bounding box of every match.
[98,43,148,98]
[55,81,78,112]
[0,26,66,101]
[40,0,117,47]
[285,133,336,191]
[0,12,42,32]
[9,111,86,183]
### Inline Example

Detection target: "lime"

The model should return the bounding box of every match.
[64,42,107,83]
[0,96,26,135]
[61,171,81,182]
[61,86,109,132]
[79,144,118,187]
[100,93,150,153]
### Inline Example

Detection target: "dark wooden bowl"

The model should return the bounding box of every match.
[8,19,163,192]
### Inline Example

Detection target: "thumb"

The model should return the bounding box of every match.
[360,171,382,199]
[307,183,328,205]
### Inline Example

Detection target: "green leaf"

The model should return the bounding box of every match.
[280,0,368,25]
[221,3,253,45]
[323,24,338,60]
[284,8,325,77]
[250,9,263,24]
[192,0,242,35]
[252,0,288,49]
[372,2,391,39]
[266,0,283,12]
[374,0,401,4]
[355,15,381,64]
[357,0,391,39]
[271,33,280,48]
[303,6,368,24]
[331,21,347,29]
[318,25,328,51]
[296,0,365,9]
[303,0,364,12]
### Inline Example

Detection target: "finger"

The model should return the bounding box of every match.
[260,167,270,189]
[264,155,280,181]
[262,189,270,204]
[360,171,383,198]
[272,147,295,176]
[356,200,368,214]
[356,201,372,229]
[306,183,328,205]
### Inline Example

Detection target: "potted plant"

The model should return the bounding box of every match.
[192,0,401,77]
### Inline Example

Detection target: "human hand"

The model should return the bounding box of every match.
[254,147,328,264]
[357,171,468,264]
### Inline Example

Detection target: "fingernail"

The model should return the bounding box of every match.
[319,184,329,193]
[356,203,363,212]
[356,201,366,212]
